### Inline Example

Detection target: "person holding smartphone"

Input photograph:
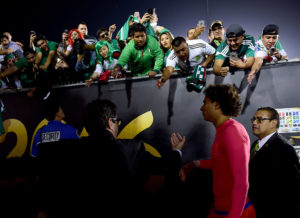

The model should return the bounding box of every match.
[248,24,288,84]
[213,24,255,77]
[186,20,206,40]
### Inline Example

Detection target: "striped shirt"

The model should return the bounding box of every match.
[166,39,215,71]
[215,34,255,61]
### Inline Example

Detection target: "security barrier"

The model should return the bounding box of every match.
[0,59,300,162]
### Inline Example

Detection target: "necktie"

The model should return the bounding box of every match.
[250,142,259,159]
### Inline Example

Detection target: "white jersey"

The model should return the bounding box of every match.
[255,39,287,61]
[166,39,215,71]
[95,59,118,76]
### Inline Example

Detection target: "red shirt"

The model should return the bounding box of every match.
[200,119,250,218]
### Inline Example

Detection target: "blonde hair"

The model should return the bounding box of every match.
[159,31,174,53]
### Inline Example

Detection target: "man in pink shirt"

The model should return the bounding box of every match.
[180,84,256,218]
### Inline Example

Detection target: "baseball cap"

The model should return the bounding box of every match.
[210,20,223,30]
[159,28,171,35]
[226,24,245,38]
[263,24,279,35]
[4,53,14,61]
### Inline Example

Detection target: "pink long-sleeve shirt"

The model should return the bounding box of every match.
[200,119,250,218]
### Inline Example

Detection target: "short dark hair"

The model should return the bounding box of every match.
[203,84,242,117]
[96,28,107,38]
[172,36,186,47]
[23,47,35,56]
[129,23,146,35]
[33,34,47,46]
[43,100,60,121]
[1,35,9,41]
[256,107,280,128]
[84,99,117,136]
[78,21,87,26]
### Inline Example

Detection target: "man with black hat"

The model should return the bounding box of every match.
[213,24,255,77]
[209,20,225,49]
[248,24,288,84]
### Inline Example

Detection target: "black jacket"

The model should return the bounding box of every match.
[249,132,300,218]
[37,131,183,216]
[37,131,133,216]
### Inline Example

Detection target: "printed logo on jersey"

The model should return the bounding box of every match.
[41,131,60,143]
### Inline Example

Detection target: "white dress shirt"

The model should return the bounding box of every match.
[257,131,276,151]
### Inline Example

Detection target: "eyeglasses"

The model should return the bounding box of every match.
[251,117,273,123]
[99,32,108,38]
[111,117,122,126]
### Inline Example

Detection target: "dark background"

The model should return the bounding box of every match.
[1,0,300,58]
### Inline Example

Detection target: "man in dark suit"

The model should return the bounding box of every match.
[249,107,300,218]
[37,98,185,217]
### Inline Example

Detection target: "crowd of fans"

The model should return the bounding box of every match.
[0,8,288,98]
[0,8,299,218]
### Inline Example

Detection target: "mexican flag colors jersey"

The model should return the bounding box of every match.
[215,34,255,61]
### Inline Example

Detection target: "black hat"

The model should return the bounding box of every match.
[226,24,245,38]
[210,20,223,30]
[263,24,279,35]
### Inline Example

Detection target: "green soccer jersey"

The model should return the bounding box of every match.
[215,34,255,61]
[14,58,36,86]
[36,41,58,65]
[14,57,31,70]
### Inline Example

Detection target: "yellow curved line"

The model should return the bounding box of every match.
[117,111,153,139]
[117,111,161,157]
[0,119,28,158]
[144,142,161,158]
[30,119,49,154]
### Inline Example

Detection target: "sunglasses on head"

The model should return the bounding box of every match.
[100,32,109,38]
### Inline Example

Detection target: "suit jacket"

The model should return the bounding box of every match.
[117,138,183,207]
[249,132,300,218]
[37,131,134,217]
[37,133,183,216]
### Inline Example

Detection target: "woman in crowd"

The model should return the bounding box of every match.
[85,40,120,87]
[159,29,180,72]
[159,29,173,66]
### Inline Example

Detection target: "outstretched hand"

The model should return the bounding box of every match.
[179,160,200,182]
[247,70,256,84]
[170,133,186,150]
[156,77,166,89]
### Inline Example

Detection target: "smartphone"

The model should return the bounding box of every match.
[198,20,205,27]
[269,47,276,56]
[64,29,69,34]
[229,52,239,61]
[147,8,153,15]
[134,11,140,18]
